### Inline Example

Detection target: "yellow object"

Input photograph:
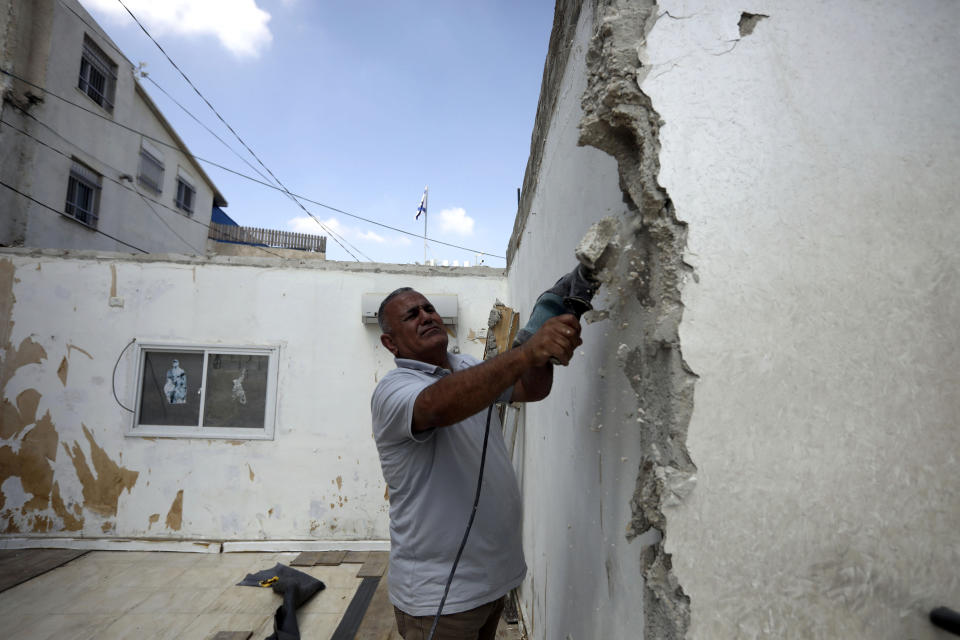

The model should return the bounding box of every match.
[259,576,279,587]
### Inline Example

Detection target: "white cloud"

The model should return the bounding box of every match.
[438,207,475,236]
[358,230,385,243]
[82,0,273,58]
[287,216,408,247]
[287,215,329,234]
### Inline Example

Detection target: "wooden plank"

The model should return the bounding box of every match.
[290,551,324,567]
[342,551,369,564]
[356,552,388,578]
[210,632,252,640]
[0,549,88,593]
[314,550,348,566]
[330,577,380,640]
[354,569,403,640]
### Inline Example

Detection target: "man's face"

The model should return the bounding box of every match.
[380,291,448,362]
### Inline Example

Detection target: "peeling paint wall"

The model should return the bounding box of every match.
[510,0,960,638]
[0,251,505,541]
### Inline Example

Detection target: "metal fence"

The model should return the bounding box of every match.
[208,222,326,253]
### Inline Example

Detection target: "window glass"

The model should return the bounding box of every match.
[138,147,164,193]
[65,160,101,227]
[137,351,203,426]
[175,178,195,213]
[78,36,117,112]
[203,354,270,428]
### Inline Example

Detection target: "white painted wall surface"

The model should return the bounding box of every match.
[506,7,652,639]
[643,1,960,638]
[0,251,505,542]
[0,0,217,254]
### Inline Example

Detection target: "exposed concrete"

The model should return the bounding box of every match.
[576,1,695,637]
[505,1,674,636]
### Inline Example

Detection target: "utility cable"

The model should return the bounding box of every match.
[142,74,277,189]
[145,73,370,260]
[1,111,286,259]
[0,178,148,253]
[136,190,204,254]
[49,2,366,261]
[54,0,280,192]
[114,0,366,262]
[0,68,506,259]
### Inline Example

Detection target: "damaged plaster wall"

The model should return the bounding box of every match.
[510,0,958,638]
[506,0,694,637]
[0,250,506,541]
[640,0,960,638]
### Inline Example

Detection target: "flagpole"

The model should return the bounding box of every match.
[423,187,428,264]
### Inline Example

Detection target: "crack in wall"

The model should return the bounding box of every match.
[577,1,697,637]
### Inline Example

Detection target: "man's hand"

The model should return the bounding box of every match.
[520,314,582,367]
[413,314,582,429]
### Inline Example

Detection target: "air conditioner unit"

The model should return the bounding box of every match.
[362,293,458,326]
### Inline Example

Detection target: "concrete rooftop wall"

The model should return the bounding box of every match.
[508,0,960,638]
[0,250,506,543]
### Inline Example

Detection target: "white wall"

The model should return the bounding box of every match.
[0,250,506,541]
[506,6,652,639]
[508,0,960,639]
[0,0,217,255]
[645,1,960,638]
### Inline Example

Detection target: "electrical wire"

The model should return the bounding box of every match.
[44,4,366,261]
[143,74,277,189]
[112,338,137,412]
[0,178,149,253]
[114,0,367,262]
[427,403,495,640]
[55,0,280,194]
[1,110,288,259]
[0,67,506,260]
[136,189,203,254]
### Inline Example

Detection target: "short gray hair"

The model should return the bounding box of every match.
[378,287,415,333]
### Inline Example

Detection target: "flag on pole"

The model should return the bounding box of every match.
[416,186,428,220]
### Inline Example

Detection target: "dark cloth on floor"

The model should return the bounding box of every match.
[238,563,326,640]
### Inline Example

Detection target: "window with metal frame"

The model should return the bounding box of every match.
[138,141,164,193]
[64,159,102,227]
[78,35,117,112]
[130,343,279,440]
[175,176,196,214]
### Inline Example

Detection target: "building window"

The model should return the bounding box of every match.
[138,140,164,193]
[130,343,278,440]
[64,159,101,227]
[78,35,117,112]
[175,172,196,214]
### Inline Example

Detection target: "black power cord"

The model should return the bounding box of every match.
[427,403,496,640]
[111,338,137,413]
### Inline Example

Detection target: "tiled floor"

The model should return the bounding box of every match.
[0,551,361,640]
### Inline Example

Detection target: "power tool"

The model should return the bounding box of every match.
[513,217,617,348]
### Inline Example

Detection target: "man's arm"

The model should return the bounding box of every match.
[413,315,581,431]
[510,363,553,403]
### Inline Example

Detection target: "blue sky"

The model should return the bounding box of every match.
[78,0,556,266]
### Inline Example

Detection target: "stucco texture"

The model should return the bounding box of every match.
[644,1,960,638]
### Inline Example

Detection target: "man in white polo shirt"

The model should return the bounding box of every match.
[371,287,581,640]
